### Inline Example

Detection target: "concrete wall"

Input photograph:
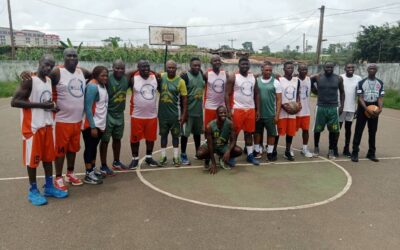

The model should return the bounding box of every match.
[1,61,399,89]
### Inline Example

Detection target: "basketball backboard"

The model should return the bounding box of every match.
[149,26,187,46]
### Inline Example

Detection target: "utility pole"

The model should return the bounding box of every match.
[303,33,306,56]
[7,0,16,60]
[228,38,236,49]
[316,5,325,65]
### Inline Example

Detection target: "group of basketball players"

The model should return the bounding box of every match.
[11,48,384,206]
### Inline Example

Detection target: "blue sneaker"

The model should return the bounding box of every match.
[181,153,191,165]
[247,153,260,166]
[44,185,68,199]
[100,165,116,176]
[227,158,236,167]
[28,189,48,206]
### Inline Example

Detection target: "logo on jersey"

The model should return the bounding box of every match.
[39,90,52,103]
[211,79,225,93]
[284,85,296,101]
[67,78,84,98]
[300,85,309,100]
[239,81,253,96]
[140,84,156,100]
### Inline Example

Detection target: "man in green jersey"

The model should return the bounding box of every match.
[99,59,130,174]
[197,106,242,174]
[158,60,188,167]
[180,57,205,165]
[254,61,282,161]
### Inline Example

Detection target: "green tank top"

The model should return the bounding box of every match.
[257,76,276,118]
[210,119,232,151]
[186,72,205,117]
[158,74,182,120]
[107,73,129,117]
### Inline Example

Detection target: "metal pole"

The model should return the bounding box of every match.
[7,0,16,60]
[164,44,168,72]
[316,5,325,65]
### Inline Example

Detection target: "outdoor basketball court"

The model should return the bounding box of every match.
[0,96,399,249]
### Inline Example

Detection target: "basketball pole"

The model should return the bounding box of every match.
[164,43,168,72]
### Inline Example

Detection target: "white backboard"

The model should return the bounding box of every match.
[149,26,187,46]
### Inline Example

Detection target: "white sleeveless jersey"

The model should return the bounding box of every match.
[54,67,85,123]
[297,76,311,117]
[130,72,158,119]
[204,69,226,109]
[280,76,299,119]
[233,73,256,109]
[21,76,54,137]
[82,83,108,130]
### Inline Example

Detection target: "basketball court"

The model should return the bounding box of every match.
[1,94,400,249]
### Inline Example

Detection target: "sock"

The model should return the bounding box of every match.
[267,145,274,153]
[30,182,38,191]
[254,144,261,153]
[145,155,152,159]
[303,145,308,151]
[173,148,179,158]
[132,157,139,160]
[45,176,53,188]
[161,148,166,158]
[246,146,253,156]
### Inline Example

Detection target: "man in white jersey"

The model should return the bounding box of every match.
[49,48,91,191]
[339,63,361,157]
[296,64,313,158]
[129,60,160,168]
[204,55,228,128]
[11,55,68,206]
[225,57,260,165]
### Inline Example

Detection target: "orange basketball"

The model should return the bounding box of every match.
[364,105,379,118]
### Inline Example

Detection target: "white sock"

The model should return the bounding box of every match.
[267,145,274,153]
[173,148,179,158]
[303,145,308,151]
[246,146,253,156]
[161,148,166,158]
[132,156,139,160]
[254,144,261,153]
[146,155,152,159]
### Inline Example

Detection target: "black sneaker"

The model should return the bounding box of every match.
[129,159,139,170]
[93,167,105,179]
[84,171,103,185]
[351,152,359,162]
[145,157,160,167]
[343,146,351,157]
[366,154,379,162]
[333,147,339,158]
[272,149,277,158]
[253,151,262,159]
[267,153,277,162]
[284,150,294,161]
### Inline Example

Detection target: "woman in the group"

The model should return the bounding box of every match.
[82,66,109,185]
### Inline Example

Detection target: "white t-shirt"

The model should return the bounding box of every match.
[341,74,362,112]
[297,76,311,117]
[279,76,299,119]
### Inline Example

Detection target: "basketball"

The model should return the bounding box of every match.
[365,105,379,118]
[283,102,299,115]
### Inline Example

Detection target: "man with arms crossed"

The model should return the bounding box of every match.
[225,57,260,165]
[339,63,361,157]
[311,62,345,159]
[11,55,68,205]
[197,106,243,174]
[253,61,282,161]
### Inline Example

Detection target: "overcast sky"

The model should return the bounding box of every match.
[1,0,399,51]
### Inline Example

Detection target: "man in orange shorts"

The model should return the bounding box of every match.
[11,55,68,206]
[225,57,260,165]
[296,64,313,158]
[129,60,160,168]
[275,61,301,161]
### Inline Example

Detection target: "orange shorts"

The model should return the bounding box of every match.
[131,117,157,143]
[204,108,217,128]
[23,126,55,168]
[54,122,82,157]
[277,118,297,136]
[296,116,310,131]
[232,108,256,134]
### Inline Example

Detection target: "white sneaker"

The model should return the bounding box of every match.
[290,150,294,157]
[301,148,313,158]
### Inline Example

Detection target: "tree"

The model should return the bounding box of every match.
[353,23,400,62]
[220,45,231,50]
[242,41,254,53]
[295,45,300,52]
[102,37,121,49]
[306,45,312,52]
[59,38,83,53]
[260,45,271,54]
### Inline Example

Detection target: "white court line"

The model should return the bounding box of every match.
[381,115,400,121]
[1,156,399,182]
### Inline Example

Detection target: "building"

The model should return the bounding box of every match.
[0,27,59,47]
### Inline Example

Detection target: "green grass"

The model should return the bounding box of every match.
[0,81,18,98]
[384,89,400,110]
